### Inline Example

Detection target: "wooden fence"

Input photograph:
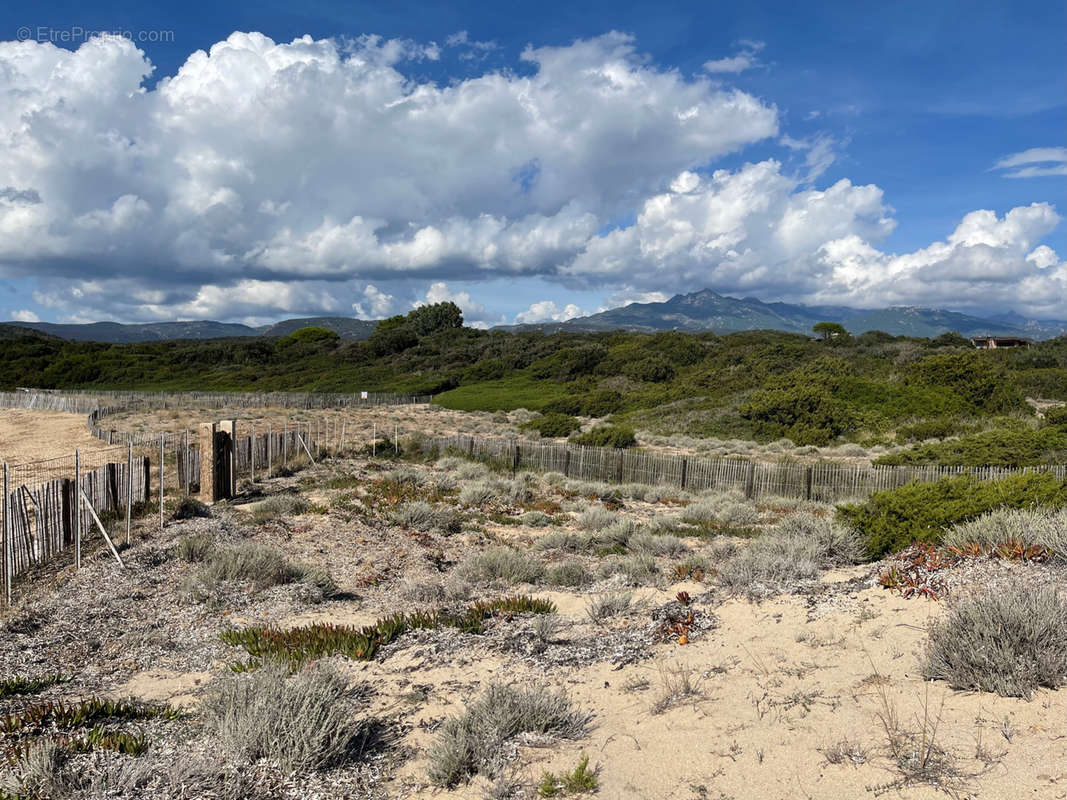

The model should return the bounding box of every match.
[2,455,150,594]
[1,389,432,415]
[427,434,1067,503]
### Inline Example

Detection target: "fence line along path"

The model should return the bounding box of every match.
[428,434,1067,504]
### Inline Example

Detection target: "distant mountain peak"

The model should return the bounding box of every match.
[494,288,1066,340]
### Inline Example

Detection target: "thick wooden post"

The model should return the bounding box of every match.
[250,423,256,483]
[198,423,218,504]
[512,444,520,476]
[268,422,273,476]
[218,420,237,498]
[744,461,756,500]
[804,465,813,501]
[679,458,688,490]
[563,449,571,477]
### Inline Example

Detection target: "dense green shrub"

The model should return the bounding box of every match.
[837,473,1067,558]
[1045,405,1067,426]
[570,425,637,449]
[530,346,606,381]
[622,355,675,383]
[520,413,583,438]
[740,385,854,445]
[876,426,1067,467]
[894,418,960,443]
[905,351,1024,414]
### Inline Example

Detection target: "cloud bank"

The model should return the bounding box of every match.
[0,31,1062,323]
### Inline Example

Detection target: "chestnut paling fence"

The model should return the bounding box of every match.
[425,434,1067,503]
[2,390,1064,602]
[0,390,430,603]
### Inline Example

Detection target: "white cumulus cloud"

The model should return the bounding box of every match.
[514,300,585,324]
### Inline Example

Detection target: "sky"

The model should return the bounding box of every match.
[0,0,1064,328]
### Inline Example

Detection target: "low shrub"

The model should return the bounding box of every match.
[575,506,616,531]
[718,521,863,598]
[521,510,555,527]
[521,414,583,438]
[894,418,961,443]
[876,426,1067,467]
[456,547,544,586]
[190,542,338,599]
[569,425,637,449]
[837,473,1067,558]
[250,494,309,525]
[545,561,592,588]
[1045,405,1067,426]
[941,507,1067,560]
[200,664,365,772]
[537,753,599,796]
[176,533,214,563]
[627,531,687,557]
[392,501,462,534]
[172,497,211,520]
[427,683,592,787]
[192,542,295,589]
[584,591,635,622]
[459,482,498,507]
[601,553,659,585]
[923,585,1067,698]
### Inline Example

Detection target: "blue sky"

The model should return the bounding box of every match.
[0,0,1063,326]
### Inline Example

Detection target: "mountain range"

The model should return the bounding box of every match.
[2,290,1063,343]
[2,316,378,343]
[498,290,1067,340]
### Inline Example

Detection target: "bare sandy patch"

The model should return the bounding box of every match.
[0,408,117,467]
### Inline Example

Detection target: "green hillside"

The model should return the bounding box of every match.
[1,303,1065,454]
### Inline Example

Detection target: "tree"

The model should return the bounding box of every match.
[813,321,849,341]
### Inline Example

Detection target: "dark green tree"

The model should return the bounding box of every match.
[812,321,849,341]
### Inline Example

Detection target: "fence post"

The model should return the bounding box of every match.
[804,465,813,501]
[268,422,273,477]
[679,458,688,490]
[75,449,81,570]
[512,444,520,476]
[615,451,624,483]
[395,423,399,455]
[372,423,376,458]
[159,435,164,530]
[251,423,256,483]
[744,460,756,500]
[341,421,346,454]
[3,462,9,605]
[126,441,133,545]
[563,449,571,478]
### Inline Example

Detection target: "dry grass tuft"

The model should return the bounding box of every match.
[426,683,592,787]
[200,664,370,773]
[457,546,545,586]
[923,584,1067,698]
[650,662,704,714]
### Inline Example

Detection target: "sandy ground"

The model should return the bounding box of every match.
[0,408,122,469]
[1,446,1064,799]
